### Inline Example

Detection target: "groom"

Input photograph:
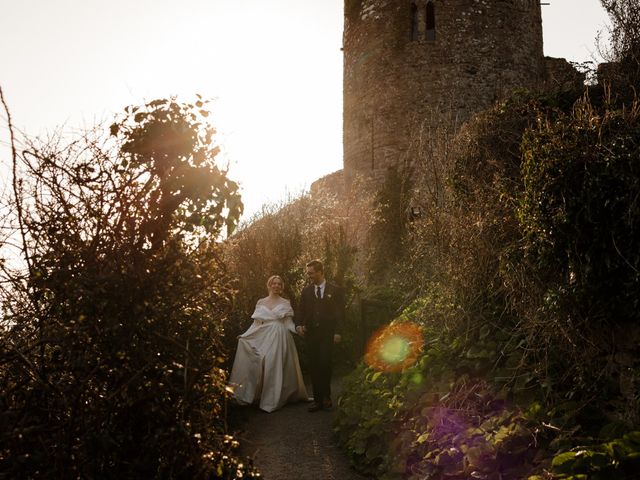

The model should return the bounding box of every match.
[295,260,344,412]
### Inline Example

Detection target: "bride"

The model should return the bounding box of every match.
[229,275,308,412]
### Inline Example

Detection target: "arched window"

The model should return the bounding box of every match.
[426,2,436,41]
[411,2,419,41]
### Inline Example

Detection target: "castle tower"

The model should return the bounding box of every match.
[343,0,546,183]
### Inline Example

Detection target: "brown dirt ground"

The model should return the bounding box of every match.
[233,376,371,480]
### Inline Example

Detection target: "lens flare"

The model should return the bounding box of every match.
[365,321,424,372]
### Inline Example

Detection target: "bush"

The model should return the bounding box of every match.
[600,0,640,88]
[336,85,640,479]
[519,94,640,326]
[335,297,541,480]
[547,431,640,480]
[223,181,372,367]
[0,98,258,478]
[503,94,640,413]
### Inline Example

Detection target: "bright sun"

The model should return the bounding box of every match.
[0,0,609,220]
[0,0,344,222]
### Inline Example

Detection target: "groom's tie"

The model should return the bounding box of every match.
[316,285,321,300]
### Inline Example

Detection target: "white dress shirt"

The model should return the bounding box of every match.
[315,280,326,299]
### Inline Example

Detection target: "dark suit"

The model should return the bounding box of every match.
[296,281,345,403]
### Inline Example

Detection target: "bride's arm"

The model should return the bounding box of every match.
[239,300,264,338]
[279,299,297,333]
[284,315,297,334]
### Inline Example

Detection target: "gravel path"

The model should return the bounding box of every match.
[234,377,369,480]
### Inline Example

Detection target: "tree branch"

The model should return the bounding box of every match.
[0,86,33,276]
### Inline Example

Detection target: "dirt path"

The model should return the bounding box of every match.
[234,377,369,480]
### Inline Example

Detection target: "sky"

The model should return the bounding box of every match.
[0,0,610,221]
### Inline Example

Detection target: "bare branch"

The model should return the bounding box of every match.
[0,86,33,275]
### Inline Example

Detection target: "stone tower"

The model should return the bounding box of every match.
[343,0,546,183]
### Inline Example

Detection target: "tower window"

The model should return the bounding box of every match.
[426,2,436,41]
[411,2,419,41]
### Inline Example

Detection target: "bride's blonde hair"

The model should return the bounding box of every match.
[266,275,284,289]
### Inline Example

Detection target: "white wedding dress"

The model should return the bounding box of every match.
[229,299,308,412]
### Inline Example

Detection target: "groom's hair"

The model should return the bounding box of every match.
[306,259,324,273]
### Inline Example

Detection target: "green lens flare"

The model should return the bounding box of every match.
[365,321,424,372]
[380,335,410,364]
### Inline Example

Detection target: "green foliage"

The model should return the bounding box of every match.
[336,295,544,480]
[334,363,404,478]
[498,93,640,420]
[113,97,243,242]
[336,85,640,479]
[334,300,429,478]
[548,431,640,479]
[0,99,257,478]
[519,96,640,325]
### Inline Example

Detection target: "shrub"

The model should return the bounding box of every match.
[519,94,640,326]
[505,93,640,417]
[335,297,541,480]
[223,180,371,367]
[336,85,640,479]
[0,98,258,478]
[600,0,640,88]
[547,431,640,480]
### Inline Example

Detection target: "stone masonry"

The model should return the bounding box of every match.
[341,0,574,186]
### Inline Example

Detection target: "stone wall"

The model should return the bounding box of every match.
[310,170,344,197]
[544,56,585,91]
[343,0,546,184]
